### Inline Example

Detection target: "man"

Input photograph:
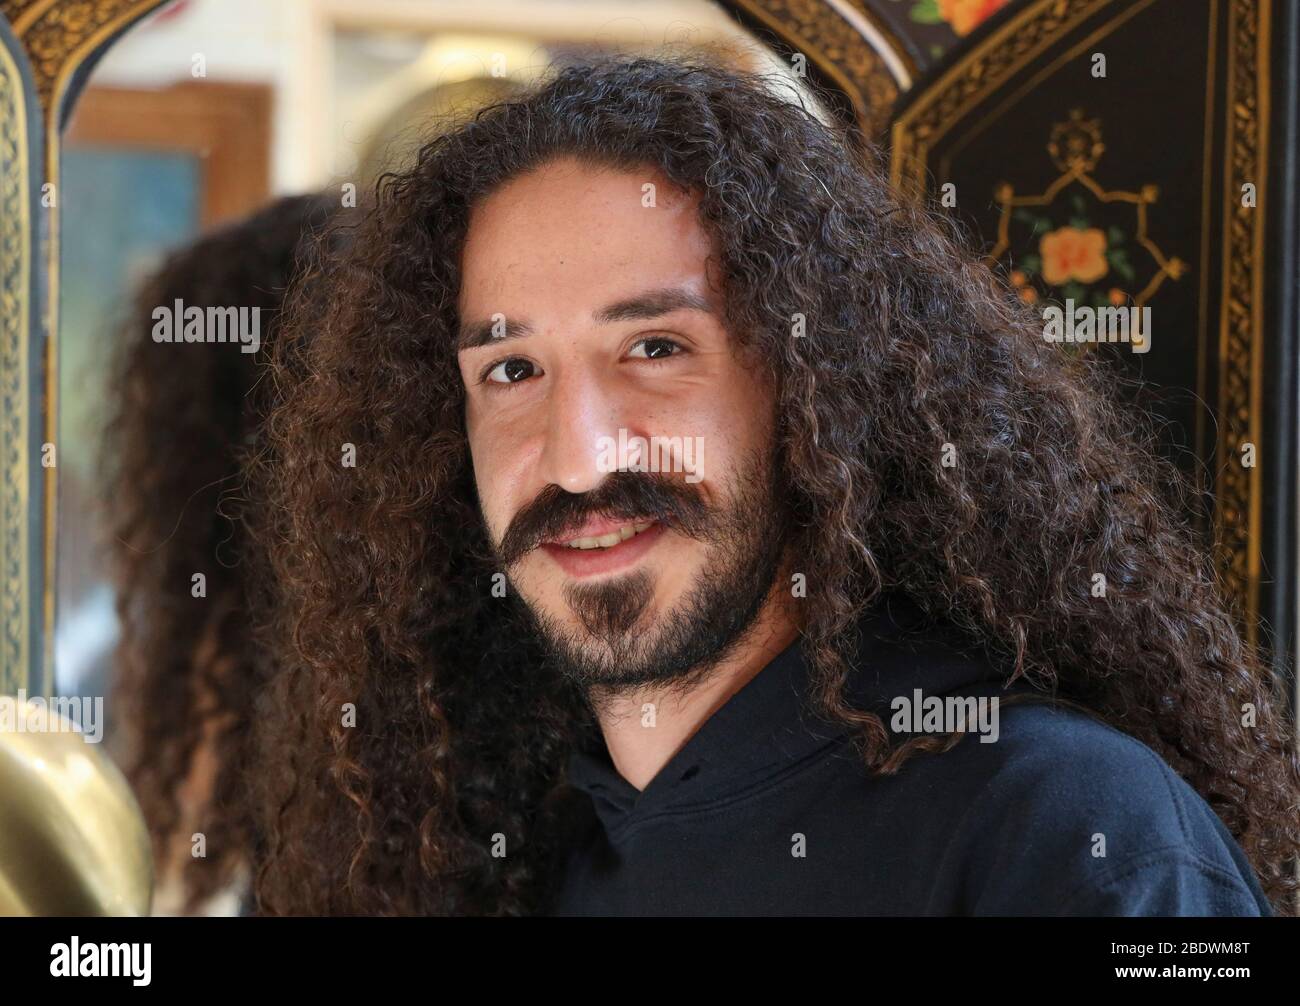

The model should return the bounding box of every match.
[247,57,1297,915]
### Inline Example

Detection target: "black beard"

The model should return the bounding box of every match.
[502,447,788,693]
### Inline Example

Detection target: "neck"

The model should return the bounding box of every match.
[587,587,801,791]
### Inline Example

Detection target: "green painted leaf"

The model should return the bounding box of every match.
[1106,250,1135,282]
[910,0,944,25]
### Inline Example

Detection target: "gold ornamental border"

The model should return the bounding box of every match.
[890,0,1270,646]
[1216,0,1269,647]
[0,0,172,696]
[724,0,913,136]
[0,25,31,695]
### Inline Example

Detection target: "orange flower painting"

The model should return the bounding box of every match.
[1040,226,1110,286]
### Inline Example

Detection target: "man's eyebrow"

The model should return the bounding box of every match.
[456,286,712,352]
[593,286,713,324]
[457,316,535,351]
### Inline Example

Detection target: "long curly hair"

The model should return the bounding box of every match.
[104,193,335,912]
[248,56,1300,915]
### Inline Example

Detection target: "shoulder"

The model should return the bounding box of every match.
[914,700,1274,916]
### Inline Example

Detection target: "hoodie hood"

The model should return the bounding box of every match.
[565,593,1026,843]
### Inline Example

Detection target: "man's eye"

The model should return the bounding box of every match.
[484,358,538,385]
[628,337,681,360]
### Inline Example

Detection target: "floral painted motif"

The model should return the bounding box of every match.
[908,0,1010,37]
[1009,194,1139,312]
[990,111,1185,329]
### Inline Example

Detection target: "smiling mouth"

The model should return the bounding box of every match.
[558,521,655,550]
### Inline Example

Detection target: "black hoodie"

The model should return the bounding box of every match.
[551,595,1274,916]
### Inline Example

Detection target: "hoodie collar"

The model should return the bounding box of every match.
[565,593,1022,840]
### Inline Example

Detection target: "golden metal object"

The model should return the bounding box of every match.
[0,699,152,915]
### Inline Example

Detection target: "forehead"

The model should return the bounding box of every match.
[457,157,718,317]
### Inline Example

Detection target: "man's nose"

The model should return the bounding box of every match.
[537,368,624,494]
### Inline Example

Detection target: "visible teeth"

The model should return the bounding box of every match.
[565,521,653,549]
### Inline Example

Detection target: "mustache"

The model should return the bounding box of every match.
[495,471,714,566]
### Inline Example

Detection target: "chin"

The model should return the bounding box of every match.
[528,582,664,644]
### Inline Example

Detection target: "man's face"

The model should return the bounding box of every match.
[456,157,786,688]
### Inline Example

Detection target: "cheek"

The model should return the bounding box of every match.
[695,372,776,462]
[465,416,508,533]
[466,419,538,541]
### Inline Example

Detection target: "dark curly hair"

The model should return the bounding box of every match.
[104,192,335,912]
[248,55,1300,915]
